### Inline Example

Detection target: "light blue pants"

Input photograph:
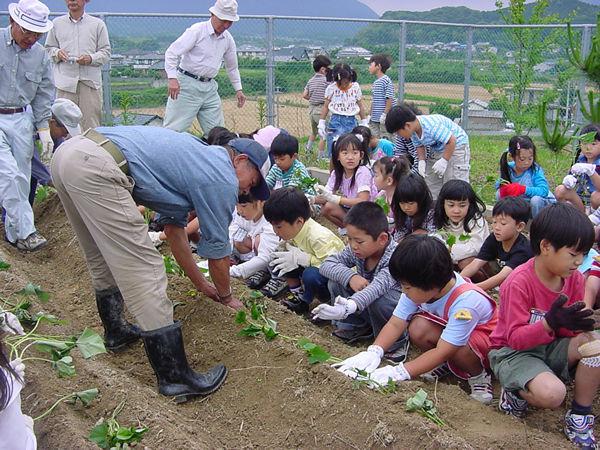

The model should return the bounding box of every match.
[0,112,36,242]
[326,114,357,157]
[163,73,224,135]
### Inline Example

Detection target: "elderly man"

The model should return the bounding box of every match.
[45,0,111,131]
[163,0,246,135]
[51,127,270,402]
[1,0,54,252]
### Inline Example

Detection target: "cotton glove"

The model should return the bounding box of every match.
[499,182,526,198]
[317,119,327,140]
[368,362,411,388]
[331,344,383,378]
[359,116,370,126]
[315,184,341,204]
[311,295,358,321]
[562,174,577,190]
[431,157,448,178]
[305,194,315,205]
[37,128,54,162]
[0,311,24,335]
[229,265,241,278]
[571,163,597,177]
[417,160,427,177]
[544,294,594,332]
[379,112,387,125]
[270,243,311,274]
[10,358,25,380]
[23,415,34,431]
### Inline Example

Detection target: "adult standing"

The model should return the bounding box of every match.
[51,127,271,402]
[163,0,246,135]
[45,0,111,131]
[1,0,54,252]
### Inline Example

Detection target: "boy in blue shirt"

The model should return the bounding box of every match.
[265,133,316,196]
[368,54,394,140]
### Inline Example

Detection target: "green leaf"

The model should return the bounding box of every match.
[374,196,390,215]
[297,337,317,351]
[262,326,279,341]
[239,323,262,337]
[445,235,456,247]
[0,261,10,271]
[306,346,331,364]
[53,356,76,377]
[16,282,50,303]
[249,290,264,300]
[577,131,598,145]
[73,388,99,406]
[458,234,471,242]
[89,421,110,449]
[234,310,247,324]
[32,312,66,325]
[35,339,75,357]
[76,328,107,359]
[115,426,148,443]
[264,318,278,331]
[250,303,261,320]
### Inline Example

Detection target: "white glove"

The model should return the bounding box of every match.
[562,174,577,190]
[229,265,241,278]
[317,119,327,140]
[571,163,597,177]
[23,415,34,431]
[431,157,448,178]
[332,344,383,378]
[368,362,411,388]
[315,185,341,204]
[0,311,25,335]
[417,160,427,177]
[37,128,54,163]
[270,243,311,274]
[359,116,370,126]
[311,296,358,321]
[10,358,25,380]
[305,194,315,205]
[148,231,163,247]
[379,112,387,125]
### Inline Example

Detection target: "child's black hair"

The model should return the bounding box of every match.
[331,133,367,193]
[369,54,392,73]
[271,133,299,157]
[385,103,418,134]
[389,235,454,290]
[492,197,531,224]
[263,187,310,224]
[372,156,411,186]
[433,180,486,232]
[351,125,372,155]
[206,126,237,146]
[392,173,433,231]
[530,202,594,256]
[327,63,357,84]
[573,123,600,164]
[0,339,20,411]
[344,201,389,240]
[313,55,332,72]
[500,135,538,182]
[238,192,258,204]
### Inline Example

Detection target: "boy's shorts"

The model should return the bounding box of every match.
[489,338,571,392]
[309,104,324,135]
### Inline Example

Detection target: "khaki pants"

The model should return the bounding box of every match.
[425,144,470,200]
[57,82,101,131]
[51,135,173,331]
[309,104,324,136]
[368,120,390,139]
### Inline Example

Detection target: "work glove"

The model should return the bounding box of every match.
[229,264,241,278]
[332,344,383,378]
[562,174,577,190]
[544,294,595,332]
[0,311,24,335]
[10,358,25,380]
[368,362,411,388]
[305,194,315,205]
[379,112,387,125]
[417,160,427,177]
[317,119,327,140]
[311,296,358,321]
[499,182,526,198]
[571,163,597,177]
[359,116,370,126]
[37,128,54,163]
[315,185,341,204]
[431,157,448,178]
[270,243,311,274]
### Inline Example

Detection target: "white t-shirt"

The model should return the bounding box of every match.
[0,369,36,450]
[325,82,362,116]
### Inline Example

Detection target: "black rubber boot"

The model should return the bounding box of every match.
[142,322,228,403]
[95,288,141,352]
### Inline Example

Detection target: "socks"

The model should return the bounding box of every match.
[571,400,593,416]
[289,285,303,295]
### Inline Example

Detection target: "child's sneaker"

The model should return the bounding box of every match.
[384,338,410,363]
[467,371,493,404]
[565,410,597,450]
[499,388,528,419]
[246,270,271,290]
[281,291,309,315]
[421,363,451,382]
[259,277,288,298]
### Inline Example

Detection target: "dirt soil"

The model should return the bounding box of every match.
[0,194,589,449]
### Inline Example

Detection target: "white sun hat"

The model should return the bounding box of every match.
[8,0,53,34]
[51,98,82,137]
[209,0,239,22]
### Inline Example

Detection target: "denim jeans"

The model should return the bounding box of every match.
[326,114,357,157]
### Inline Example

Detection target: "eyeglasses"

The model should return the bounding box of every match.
[17,24,43,39]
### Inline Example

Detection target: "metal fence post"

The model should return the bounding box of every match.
[397,21,407,103]
[99,14,112,125]
[575,25,592,126]
[265,16,275,126]
[462,26,474,132]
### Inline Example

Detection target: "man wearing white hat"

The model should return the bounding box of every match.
[163,0,246,136]
[1,0,55,252]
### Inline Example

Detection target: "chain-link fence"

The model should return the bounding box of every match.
[0,12,596,136]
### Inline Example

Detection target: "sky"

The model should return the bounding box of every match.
[358,0,530,14]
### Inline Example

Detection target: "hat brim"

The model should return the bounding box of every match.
[250,178,270,201]
[65,123,81,137]
[9,3,53,33]
[208,6,239,22]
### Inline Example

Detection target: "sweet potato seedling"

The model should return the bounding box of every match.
[374,196,390,215]
[16,282,50,303]
[163,255,185,276]
[405,388,445,426]
[297,338,341,365]
[0,259,10,271]
[34,388,99,422]
[350,369,398,395]
[89,400,149,449]
[295,169,319,192]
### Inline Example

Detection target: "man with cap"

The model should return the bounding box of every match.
[51,126,270,402]
[163,0,246,135]
[45,0,111,131]
[49,97,83,143]
[1,0,54,252]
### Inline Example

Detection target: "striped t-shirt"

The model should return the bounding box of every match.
[304,73,329,106]
[265,159,316,195]
[411,114,469,152]
[370,75,395,123]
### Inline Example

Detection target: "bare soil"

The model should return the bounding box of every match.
[0,194,588,449]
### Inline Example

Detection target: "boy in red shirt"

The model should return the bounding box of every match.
[489,203,599,449]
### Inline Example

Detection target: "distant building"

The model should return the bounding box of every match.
[337,46,372,59]
[112,113,163,127]
[463,109,505,131]
[237,45,267,59]
[461,99,489,111]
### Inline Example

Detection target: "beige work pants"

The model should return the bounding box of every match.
[57,82,102,131]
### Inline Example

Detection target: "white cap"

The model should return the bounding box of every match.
[209,0,239,22]
[51,98,82,137]
[8,0,53,34]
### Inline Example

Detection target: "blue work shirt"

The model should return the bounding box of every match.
[411,114,469,153]
[97,126,238,259]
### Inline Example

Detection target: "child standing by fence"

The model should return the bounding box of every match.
[368,54,395,140]
[303,55,331,157]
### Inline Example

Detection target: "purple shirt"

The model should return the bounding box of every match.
[326,165,377,200]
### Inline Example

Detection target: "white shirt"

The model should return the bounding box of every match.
[0,369,36,450]
[164,20,242,91]
[325,82,362,116]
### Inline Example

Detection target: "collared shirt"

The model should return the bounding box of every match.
[411,114,469,152]
[164,19,242,91]
[0,26,54,129]
[265,159,316,194]
[45,13,111,92]
[290,218,345,267]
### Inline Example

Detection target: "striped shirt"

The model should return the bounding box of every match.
[370,75,395,123]
[265,159,316,195]
[304,73,329,106]
[393,135,432,174]
[411,114,469,153]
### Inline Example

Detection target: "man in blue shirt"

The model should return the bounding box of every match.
[51,126,271,403]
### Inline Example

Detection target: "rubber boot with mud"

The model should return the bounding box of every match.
[142,321,228,403]
[95,288,141,352]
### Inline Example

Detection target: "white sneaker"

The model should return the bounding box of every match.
[468,371,493,404]
[589,209,600,226]
[148,231,163,247]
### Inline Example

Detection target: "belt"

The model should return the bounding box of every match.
[177,67,213,82]
[83,129,129,175]
[0,107,25,114]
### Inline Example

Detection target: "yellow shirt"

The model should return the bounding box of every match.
[291,218,345,267]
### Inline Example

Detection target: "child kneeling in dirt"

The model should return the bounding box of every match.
[489,203,599,449]
[334,234,497,404]
[314,202,409,361]
[229,193,280,290]
[263,188,345,314]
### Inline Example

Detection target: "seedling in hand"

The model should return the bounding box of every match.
[350,369,398,395]
[375,196,390,215]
